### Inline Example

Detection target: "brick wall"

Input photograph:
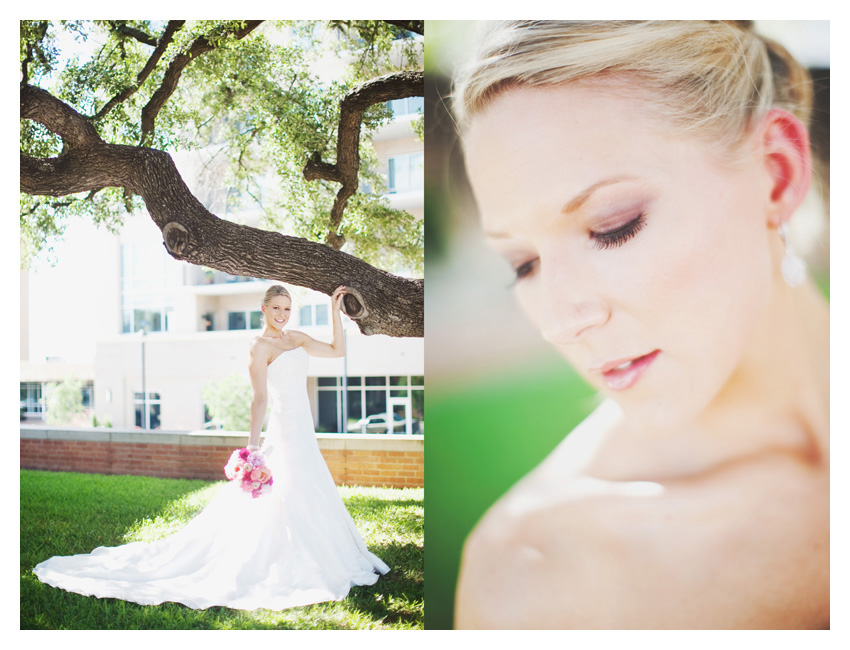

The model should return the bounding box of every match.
[20,425,424,489]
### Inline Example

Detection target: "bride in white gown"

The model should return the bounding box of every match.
[34,284,389,611]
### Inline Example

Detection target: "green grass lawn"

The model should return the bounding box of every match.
[21,470,423,630]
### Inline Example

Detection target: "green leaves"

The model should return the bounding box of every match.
[21,20,424,276]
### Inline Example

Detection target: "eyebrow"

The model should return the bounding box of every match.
[483,175,638,240]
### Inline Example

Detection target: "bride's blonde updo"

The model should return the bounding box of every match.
[262,284,291,307]
[454,21,813,155]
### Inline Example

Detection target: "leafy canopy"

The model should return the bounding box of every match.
[20,20,423,274]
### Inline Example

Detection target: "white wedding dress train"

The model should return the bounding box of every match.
[33,346,389,610]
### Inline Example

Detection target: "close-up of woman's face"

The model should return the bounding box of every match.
[464,80,780,434]
[263,295,292,330]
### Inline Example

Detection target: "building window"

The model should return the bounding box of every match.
[299,304,329,327]
[388,96,424,117]
[81,382,94,409]
[316,375,424,434]
[228,310,263,330]
[387,153,424,194]
[121,243,177,334]
[134,391,161,429]
[20,382,43,415]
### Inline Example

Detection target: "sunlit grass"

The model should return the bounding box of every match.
[21,470,423,630]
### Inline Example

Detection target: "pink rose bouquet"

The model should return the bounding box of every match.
[224,447,273,498]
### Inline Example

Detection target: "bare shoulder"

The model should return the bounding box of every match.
[455,465,624,629]
[456,443,828,629]
[249,335,277,363]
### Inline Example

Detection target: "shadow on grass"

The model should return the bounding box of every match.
[21,470,423,630]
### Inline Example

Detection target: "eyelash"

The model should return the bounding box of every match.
[590,213,647,250]
[511,213,647,282]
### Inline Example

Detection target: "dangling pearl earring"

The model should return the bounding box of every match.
[778,223,806,288]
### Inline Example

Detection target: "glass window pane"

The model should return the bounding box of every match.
[317,391,338,433]
[347,390,363,427]
[388,158,396,191]
[318,377,337,387]
[315,304,329,326]
[228,312,246,330]
[134,309,162,333]
[249,311,263,329]
[346,376,362,386]
[299,305,312,326]
[394,156,409,191]
[149,403,161,430]
[411,375,424,386]
[82,384,94,408]
[390,376,408,386]
[365,390,386,417]
[365,376,386,386]
[390,389,408,398]
[412,389,424,420]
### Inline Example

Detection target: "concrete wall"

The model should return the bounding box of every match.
[20,425,424,489]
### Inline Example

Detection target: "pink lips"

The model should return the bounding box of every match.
[595,350,660,391]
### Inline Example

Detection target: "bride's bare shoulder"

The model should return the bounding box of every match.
[249,335,276,358]
[455,404,828,629]
[455,403,623,628]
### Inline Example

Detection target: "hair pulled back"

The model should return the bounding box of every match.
[455,21,813,153]
[262,284,291,307]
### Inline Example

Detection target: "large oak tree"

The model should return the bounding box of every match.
[20,20,424,337]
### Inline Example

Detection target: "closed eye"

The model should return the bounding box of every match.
[590,213,646,250]
[511,258,539,284]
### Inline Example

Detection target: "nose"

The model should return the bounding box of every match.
[536,258,611,344]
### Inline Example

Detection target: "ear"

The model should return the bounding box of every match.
[757,108,812,227]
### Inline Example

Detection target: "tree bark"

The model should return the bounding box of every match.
[20,83,423,338]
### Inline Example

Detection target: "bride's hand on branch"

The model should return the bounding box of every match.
[332,286,346,314]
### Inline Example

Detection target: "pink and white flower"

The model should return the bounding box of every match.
[224,447,274,498]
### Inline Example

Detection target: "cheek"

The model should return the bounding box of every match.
[644,198,773,383]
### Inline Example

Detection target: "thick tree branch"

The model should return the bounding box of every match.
[21,84,102,149]
[21,83,423,337]
[302,70,424,249]
[108,21,158,47]
[92,20,186,121]
[140,20,263,144]
[385,21,424,36]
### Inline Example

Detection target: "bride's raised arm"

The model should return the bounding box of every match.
[290,286,347,358]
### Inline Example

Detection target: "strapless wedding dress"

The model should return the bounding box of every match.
[33,346,389,610]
